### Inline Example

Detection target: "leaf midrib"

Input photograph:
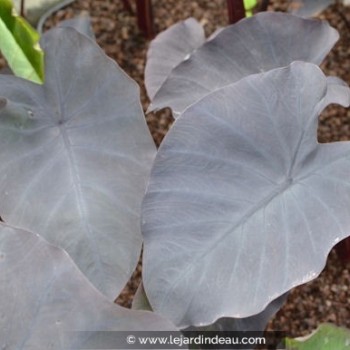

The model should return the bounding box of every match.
[53,63,105,288]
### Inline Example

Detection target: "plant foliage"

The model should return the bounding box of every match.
[142,62,350,327]
[0,223,176,348]
[1,10,350,349]
[285,323,350,350]
[0,0,44,83]
[146,13,339,118]
[0,27,156,299]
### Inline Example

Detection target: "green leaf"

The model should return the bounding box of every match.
[0,0,44,83]
[12,0,75,27]
[132,282,153,311]
[285,324,350,350]
[244,0,257,17]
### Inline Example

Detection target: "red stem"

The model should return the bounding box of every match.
[20,0,25,17]
[136,0,154,39]
[335,237,350,264]
[121,0,134,15]
[227,0,246,24]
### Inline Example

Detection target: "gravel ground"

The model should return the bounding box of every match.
[1,0,350,339]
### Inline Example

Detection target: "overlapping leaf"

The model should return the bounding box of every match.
[148,12,339,117]
[285,323,350,350]
[132,282,153,311]
[132,282,287,335]
[145,17,205,101]
[0,27,156,299]
[12,0,75,27]
[57,14,95,40]
[288,0,334,18]
[142,62,350,328]
[0,223,177,349]
[0,0,44,83]
[186,294,288,333]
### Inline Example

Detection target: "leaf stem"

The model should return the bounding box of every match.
[121,0,134,14]
[20,0,25,17]
[136,0,154,39]
[227,0,246,24]
[335,238,350,264]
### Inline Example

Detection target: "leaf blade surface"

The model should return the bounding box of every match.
[0,27,156,299]
[0,0,44,83]
[149,12,339,117]
[0,223,177,349]
[145,17,205,100]
[142,62,350,327]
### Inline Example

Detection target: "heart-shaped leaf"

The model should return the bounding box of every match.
[148,12,339,117]
[142,62,350,328]
[0,0,44,83]
[0,27,156,299]
[145,17,205,101]
[0,223,177,349]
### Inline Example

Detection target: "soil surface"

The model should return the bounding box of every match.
[1,0,350,339]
